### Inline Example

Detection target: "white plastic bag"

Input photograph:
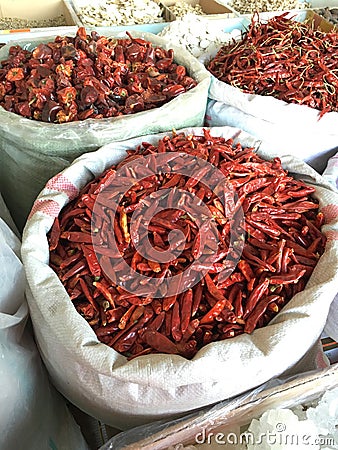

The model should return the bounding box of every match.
[0,195,88,450]
[21,126,338,430]
[0,30,210,231]
[205,11,338,173]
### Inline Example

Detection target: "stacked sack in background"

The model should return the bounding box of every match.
[205,11,338,173]
[0,27,210,231]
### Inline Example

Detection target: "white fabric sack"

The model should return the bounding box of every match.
[204,12,338,173]
[322,151,338,343]
[22,126,338,430]
[0,195,88,450]
[0,31,210,231]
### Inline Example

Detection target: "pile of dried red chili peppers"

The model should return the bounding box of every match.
[48,129,326,359]
[0,27,197,123]
[208,13,338,117]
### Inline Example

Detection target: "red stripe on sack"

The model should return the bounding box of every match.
[28,199,61,220]
[322,204,338,224]
[45,173,79,200]
[326,230,338,241]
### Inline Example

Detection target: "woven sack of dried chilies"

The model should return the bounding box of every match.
[0,28,210,231]
[21,126,338,429]
[205,12,338,173]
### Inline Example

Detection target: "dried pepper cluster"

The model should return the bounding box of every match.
[0,27,197,123]
[48,130,326,359]
[208,13,338,117]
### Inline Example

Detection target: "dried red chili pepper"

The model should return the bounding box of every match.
[244,295,281,334]
[6,67,25,81]
[49,217,61,251]
[142,330,179,354]
[180,289,193,334]
[243,278,270,319]
[49,129,326,359]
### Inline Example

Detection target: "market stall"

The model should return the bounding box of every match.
[0,1,337,448]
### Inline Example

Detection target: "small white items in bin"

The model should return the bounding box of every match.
[158,13,242,58]
[165,1,204,17]
[73,0,164,26]
[247,409,319,450]
[225,0,308,14]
